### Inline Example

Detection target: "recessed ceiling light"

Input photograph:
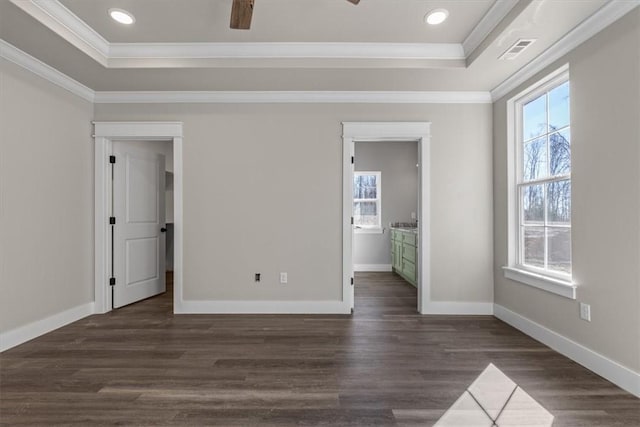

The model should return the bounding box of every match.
[109,8,135,25]
[425,8,449,25]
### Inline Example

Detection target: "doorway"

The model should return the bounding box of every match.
[93,122,183,314]
[352,140,419,313]
[111,140,171,308]
[342,122,431,314]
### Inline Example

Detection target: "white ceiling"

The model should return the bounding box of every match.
[0,0,623,93]
[59,0,495,43]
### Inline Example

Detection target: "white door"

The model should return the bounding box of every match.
[113,141,166,308]
[349,144,355,311]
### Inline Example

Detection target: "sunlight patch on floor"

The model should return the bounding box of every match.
[435,363,554,427]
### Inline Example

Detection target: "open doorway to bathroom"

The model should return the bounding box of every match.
[342,122,431,315]
[353,141,419,315]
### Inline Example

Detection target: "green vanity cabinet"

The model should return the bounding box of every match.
[391,228,418,287]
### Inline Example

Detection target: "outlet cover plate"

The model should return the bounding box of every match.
[580,303,591,322]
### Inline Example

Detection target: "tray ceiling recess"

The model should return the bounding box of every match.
[231,0,361,30]
[9,0,519,69]
[4,0,633,97]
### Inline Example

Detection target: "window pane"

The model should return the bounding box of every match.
[548,227,571,274]
[523,227,545,268]
[523,94,547,140]
[523,137,547,181]
[547,180,571,225]
[354,175,377,199]
[549,129,570,176]
[522,184,544,224]
[354,201,378,226]
[548,81,570,131]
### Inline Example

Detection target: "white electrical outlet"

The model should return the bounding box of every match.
[579,303,591,322]
[280,272,288,284]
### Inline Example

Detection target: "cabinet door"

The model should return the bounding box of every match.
[403,260,416,284]
[403,232,416,246]
[391,241,396,270]
[394,240,403,270]
[402,243,416,263]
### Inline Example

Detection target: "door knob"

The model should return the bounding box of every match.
[160,227,167,233]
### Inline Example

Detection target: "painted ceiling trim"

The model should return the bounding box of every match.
[3,1,636,105]
[0,39,95,102]
[93,91,492,104]
[11,0,110,65]
[490,0,640,101]
[10,0,505,69]
[0,40,490,104]
[108,42,464,60]
[462,0,519,57]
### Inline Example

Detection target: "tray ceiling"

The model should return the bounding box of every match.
[59,0,494,44]
[1,0,624,94]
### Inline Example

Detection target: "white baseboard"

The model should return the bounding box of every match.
[494,304,640,398]
[354,264,392,272]
[422,302,494,315]
[0,302,95,352]
[175,299,350,314]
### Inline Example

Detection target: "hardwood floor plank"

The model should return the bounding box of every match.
[1,271,638,426]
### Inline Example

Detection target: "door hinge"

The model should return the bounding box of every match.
[109,277,116,286]
[351,156,354,164]
[351,217,354,225]
[109,155,116,164]
[351,277,354,286]
[109,216,116,225]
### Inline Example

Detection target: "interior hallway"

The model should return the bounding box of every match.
[0,272,637,426]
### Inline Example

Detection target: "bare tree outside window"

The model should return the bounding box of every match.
[354,172,381,229]
[520,81,571,275]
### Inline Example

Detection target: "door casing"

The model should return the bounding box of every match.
[93,122,183,313]
[342,122,431,313]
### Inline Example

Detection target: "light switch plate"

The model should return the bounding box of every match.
[280,272,288,284]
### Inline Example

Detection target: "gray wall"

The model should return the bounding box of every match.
[353,141,418,267]
[94,103,494,304]
[493,10,640,372]
[0,58,94,333]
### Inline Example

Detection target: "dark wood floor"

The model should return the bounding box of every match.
[1,272,638,426]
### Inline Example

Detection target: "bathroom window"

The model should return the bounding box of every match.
[504,66,575,299]
[354,171,381,232]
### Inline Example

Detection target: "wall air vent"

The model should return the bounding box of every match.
[499,39,536,60]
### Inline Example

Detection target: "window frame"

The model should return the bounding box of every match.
[504,65,576,299]
[353,171,382,234]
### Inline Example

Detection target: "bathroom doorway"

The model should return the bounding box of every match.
[341,122,431,314]
[352,141,419,315]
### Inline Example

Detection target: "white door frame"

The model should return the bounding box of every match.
[342,122,431,313]
[93,121,183,313]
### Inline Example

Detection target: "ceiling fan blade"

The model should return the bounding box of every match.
[346,0,360,4]
[230,0,254,30]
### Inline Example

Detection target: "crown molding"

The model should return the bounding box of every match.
[1,39,490,104]
[104,42,466,68]
[10,0,109,66]
[10,0,466,68]
[93,91,492,104]
[491,0,640,101]
[0,39,95,102]
[108,42,465,60]
[462,0,519,57]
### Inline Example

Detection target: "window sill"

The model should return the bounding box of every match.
[355,228,384,235]
[502,266,576,299]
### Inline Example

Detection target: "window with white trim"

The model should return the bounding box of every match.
[353,171,381,231]
[510,70,572,284]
